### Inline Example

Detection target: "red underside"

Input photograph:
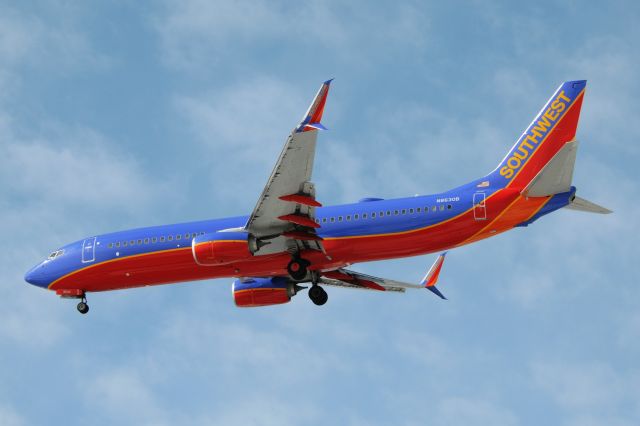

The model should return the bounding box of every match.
[49,187,553,293]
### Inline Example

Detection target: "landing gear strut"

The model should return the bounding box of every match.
[77,296,89,314]
[287,257,310,281]
[308,284,328,306]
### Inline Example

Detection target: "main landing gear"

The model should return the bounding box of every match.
[286,256,328,306]
[76,296,89,315]
[308,284,328,306]
[287,257,310,281]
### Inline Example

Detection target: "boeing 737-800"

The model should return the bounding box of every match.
[25,79,610,314]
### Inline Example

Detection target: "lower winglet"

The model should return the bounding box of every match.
[421,252,448,299]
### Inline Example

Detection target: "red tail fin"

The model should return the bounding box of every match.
[491,80,586,190]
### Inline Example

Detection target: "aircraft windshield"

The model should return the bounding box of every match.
[47,250,64,260]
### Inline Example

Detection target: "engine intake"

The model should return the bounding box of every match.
[232,277,299,307]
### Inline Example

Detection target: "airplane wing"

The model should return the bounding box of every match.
[244,80,332,255]
[319,253,448,299]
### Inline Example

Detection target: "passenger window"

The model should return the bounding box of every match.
[417,207,421,213]
[192,233,197,238]
[168,236,173,241]
[409,208,414,214]
[116,242,120,248]
[380,211,384,217]
[346,215,351,221]
[322,218,327,223]
[394,210,399,215]
[330,217,335,223]
[160,236,165,242]
[130,240,135,246]
[354,214,359,220]
[363,213,367,219]
[176,235,181,240]
[184,234,189,239]
[152,237,157,243]
[432,206,437,212]
[137,239,142,245]
[439,205,445,211]
[402,209,406,215]
[338,216,343,222]
[372,212,376,218]
[108,243,113,248]
[123,241,128,247]
[145,238,150,244]
[447,204,452,210]
[387,210,391,216]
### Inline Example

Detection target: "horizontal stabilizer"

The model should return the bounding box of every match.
[525,140,578,197]
[566,196,612,214]
[319,252,449,298]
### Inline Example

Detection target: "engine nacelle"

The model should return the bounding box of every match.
[192,231,253,266]
[232,277,299,308]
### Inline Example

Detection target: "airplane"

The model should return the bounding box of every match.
[24,79,611,314]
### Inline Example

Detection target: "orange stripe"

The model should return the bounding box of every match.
[47,247,191,290]
[458,195,523,246]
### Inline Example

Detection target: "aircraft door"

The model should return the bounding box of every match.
[473,192,486,220]
[82,237,96,263]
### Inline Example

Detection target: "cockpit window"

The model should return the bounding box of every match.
[47,249,64,260]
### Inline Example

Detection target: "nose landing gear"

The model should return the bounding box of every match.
[77,296,89,314]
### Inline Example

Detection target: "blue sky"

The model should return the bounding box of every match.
[1,1,639,425]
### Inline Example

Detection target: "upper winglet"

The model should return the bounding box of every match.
[420,252,447,299]
[296,79,333,133]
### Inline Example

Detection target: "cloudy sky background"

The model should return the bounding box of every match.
[1,1,638,425]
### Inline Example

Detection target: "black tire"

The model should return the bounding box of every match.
[308,285,328,306]
[287,258,309,281]
[77,301,89,314]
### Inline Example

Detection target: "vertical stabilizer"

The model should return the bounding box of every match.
[490,80,586,190]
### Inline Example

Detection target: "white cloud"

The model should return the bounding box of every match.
[531,361,640,414]
[209,396,318,426]
[0,6,108,102]
[0,404,24,426]
[155,0,428,70]
[433,397,520,426]
[87,369,169,426]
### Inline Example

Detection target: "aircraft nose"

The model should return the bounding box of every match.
[24,264,49,288]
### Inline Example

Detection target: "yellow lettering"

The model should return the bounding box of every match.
[544,107,559,121]
[500,166,513,179]
[513,146,529,160]
[557,90,571,103]
[551,99,566,113]
[526,135,539,145]
[521,139,534,150]
[532,115,551,135]
[500,89,574,181]
[530,128,544,139]
[507,157,521,169]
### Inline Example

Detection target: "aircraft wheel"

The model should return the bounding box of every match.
[287,258,309,281]
[308,285,328,306]
[77,301,89,315]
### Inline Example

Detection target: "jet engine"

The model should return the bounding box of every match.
[192,231,255,265]
[232,276,301,307]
